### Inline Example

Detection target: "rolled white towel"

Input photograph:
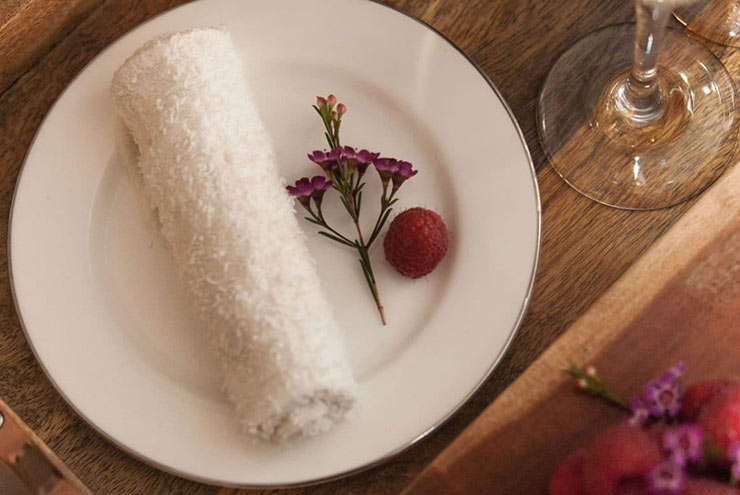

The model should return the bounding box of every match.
[111,28,357,441]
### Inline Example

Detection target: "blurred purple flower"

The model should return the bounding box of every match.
[637,363,685,419]
[659,362,686,384]
[729,442,740,481]
[647,462,685,495]
[627,397,650,427]
[662,424,704,467]
[643,379,682,418]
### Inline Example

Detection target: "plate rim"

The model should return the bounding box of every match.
[7,0,541,488]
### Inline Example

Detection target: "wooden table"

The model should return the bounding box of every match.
[1,1,737,494]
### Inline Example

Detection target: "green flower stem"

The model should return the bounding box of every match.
[347,193,386,325]
[565,364,631,411]
[367,186,397,247]
[314,213,355,247]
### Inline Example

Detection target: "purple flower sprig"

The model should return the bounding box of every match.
[565,364,630,411]
[288,95,418,325]
[565,363,689,426]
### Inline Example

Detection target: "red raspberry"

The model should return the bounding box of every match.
[582,424,662,495]
[383,207,448,278]
[681,381,735,421]
[697,385,740,452]
[685,479,740,495]
[548,449,587,495]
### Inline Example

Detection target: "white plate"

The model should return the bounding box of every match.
[9,0,540,488]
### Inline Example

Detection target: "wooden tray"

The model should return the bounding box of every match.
[402,162,740,495]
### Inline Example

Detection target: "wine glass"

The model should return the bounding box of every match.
[675,0,740,47]
[538,0,738,210]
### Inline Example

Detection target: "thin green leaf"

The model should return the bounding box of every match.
[368,208,393,246]
[318,231,355,247]
[304,216,324,226]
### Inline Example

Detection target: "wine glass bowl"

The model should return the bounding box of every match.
[674,0,740,48]
[538,1,738,210]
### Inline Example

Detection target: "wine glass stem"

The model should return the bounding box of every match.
[618,0,672,123]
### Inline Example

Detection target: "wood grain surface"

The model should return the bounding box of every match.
[0,0,736,494]
[402,126,740,495]
[0,0,100,94]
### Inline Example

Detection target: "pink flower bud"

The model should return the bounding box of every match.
[577,378,588,389]
[337,103,347,115]
[585,365,597,377]
[332,110,338,119]
[327,94,337,105]
[316,96,327,107]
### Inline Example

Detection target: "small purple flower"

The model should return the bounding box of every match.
[286,177,313,198]
[309,176,332,207]
[287,177,314,210]
[662,424,704,467]
[326,147,343,161]
[356,149,379,164]
[287,176,333,211]
[342,147,378,177]
[627,397,650,427]
[392,160,418,189]
[647,461,685,495]
[729,442,740,481]
[373,158,400,186]
[310,175,331,191]
[308,150,337,173]
[373,157,400,173]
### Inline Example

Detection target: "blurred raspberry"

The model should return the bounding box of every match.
[684,478,740,495]
[697,386,740,453]
[548,449,587,495]
[582,424,662,495]
[681,381,735,422]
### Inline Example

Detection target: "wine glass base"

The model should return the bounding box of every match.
[538,24,738,210]
[674,0,740,48]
